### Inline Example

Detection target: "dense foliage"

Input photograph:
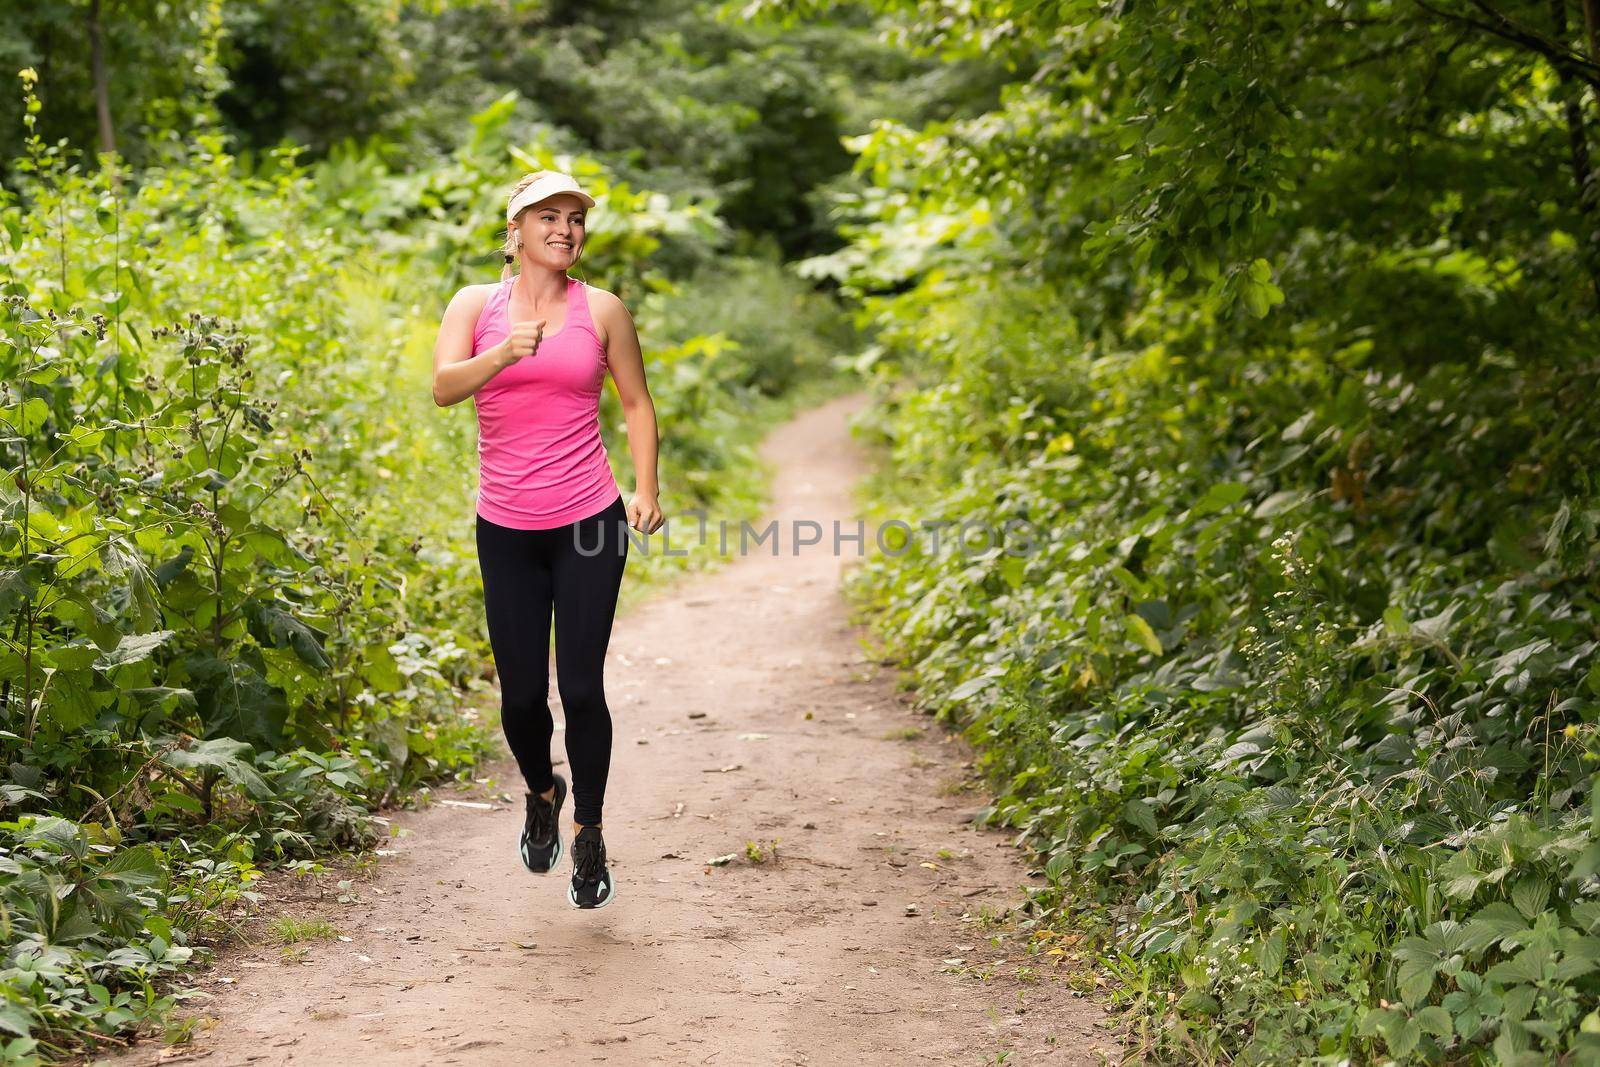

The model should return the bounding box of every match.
[755,0,1600,1062]
[0,1,867,1054]
[0,0,883,260]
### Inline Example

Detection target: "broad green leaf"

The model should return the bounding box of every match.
[1258,928,1286,977]
[97,844,164,889]
[92,630,176,671]
[1125,614,1164,655]
[162,737,271,800]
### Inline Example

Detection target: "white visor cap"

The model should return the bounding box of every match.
[507,173,596,225]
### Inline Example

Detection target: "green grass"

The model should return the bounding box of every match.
[269,916,340,945]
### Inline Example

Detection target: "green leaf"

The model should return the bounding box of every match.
[161,737,272,800]
[1511,877,1549,920]
[1123,798,1159,837]
[0,563,44,618]
[1125,614,1164,655]
[97,844,164,889]
[1252,490,1305,518]
[14,815,87,853]
[0,1002,33,1038]
[360,643,404,692]
[185,653,290,749]
[1258,928,1286,977]
[256,604,331,671]
[1463,902,1532,952]
[1176,989,1219,1016]
[1398,959,1437,1006]
[1485,947,1548,985]
[1193,481,1248,516]
[42,669,96,730]
[92,630,176,671]
[1554,954,1598,981]
[1386,1012,1422,1057]
[1415,1006,1453,1039]
[0,397,51,434]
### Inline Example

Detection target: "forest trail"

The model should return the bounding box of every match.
[95,392,1114,1066]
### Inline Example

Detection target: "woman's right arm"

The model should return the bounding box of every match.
[432,285,508,407]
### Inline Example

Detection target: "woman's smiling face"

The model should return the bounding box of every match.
[516,193,586,268]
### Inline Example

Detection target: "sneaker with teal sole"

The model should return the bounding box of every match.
[567,824,616,909]
[520,773,566,874]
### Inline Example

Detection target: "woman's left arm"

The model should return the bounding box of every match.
[594,290,664,534]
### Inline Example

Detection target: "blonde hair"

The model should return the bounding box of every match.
[500,170,586,282]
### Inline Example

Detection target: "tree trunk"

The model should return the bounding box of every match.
[88,0,116,157]
[1554,0,1600,307]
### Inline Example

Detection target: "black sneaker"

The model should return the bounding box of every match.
[567,825,616,909]
[520,773,566,874]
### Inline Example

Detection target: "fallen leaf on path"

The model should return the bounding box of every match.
[687,711,707,719]
[705,853,737,866]
[437,800,494,810]
[919,862,941,870]
[701,763,743,773]
[737,732,769,740]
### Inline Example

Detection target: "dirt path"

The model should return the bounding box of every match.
[97,392,1115,1066]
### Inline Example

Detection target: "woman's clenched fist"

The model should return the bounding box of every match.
[497,319,545,367]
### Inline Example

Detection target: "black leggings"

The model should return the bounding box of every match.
[474,494,629,827]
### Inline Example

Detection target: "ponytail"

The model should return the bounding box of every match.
[499,169,552,282]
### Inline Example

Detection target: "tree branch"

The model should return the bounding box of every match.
[1410,0,1600,86]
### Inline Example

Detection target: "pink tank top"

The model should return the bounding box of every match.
[468,274,621,529]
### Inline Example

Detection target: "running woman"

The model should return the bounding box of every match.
[431,169,664,909]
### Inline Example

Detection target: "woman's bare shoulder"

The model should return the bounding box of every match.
[454,281,500,304]
[582,282,631,318]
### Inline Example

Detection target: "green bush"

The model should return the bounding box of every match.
[811,29,1600,1057]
